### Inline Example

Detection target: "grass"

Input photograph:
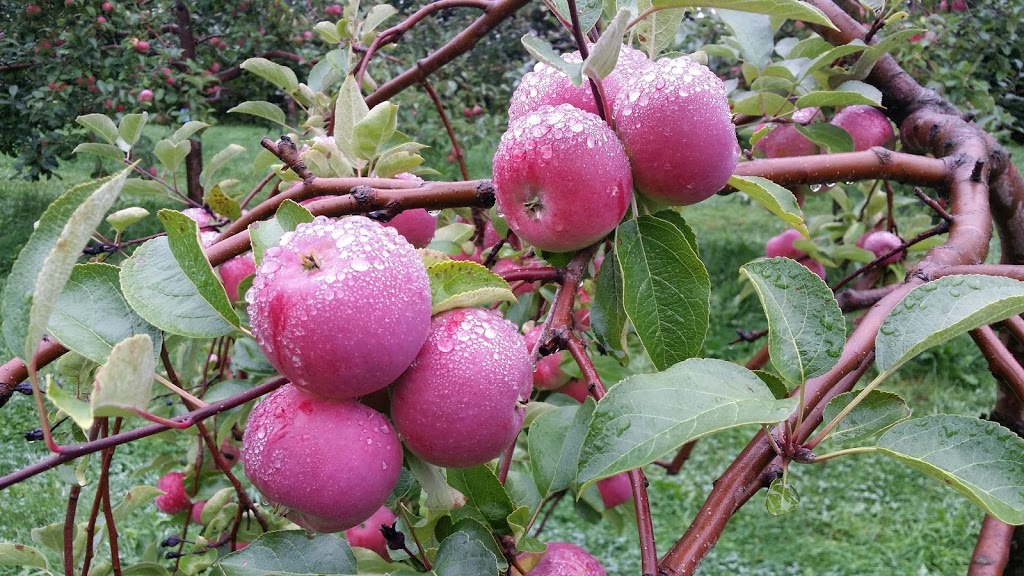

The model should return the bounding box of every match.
[0,128,1022,575]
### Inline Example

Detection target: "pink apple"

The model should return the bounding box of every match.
[557,378,591,403]
[383,173,436,248]
[96,16,107,23]
[519,542,607,576]
[472,104,483,116]
[798,257,827,281]
[219,253,256,302]
[324,3,342,15]
[614,57,739,206]
[190,500,207,524]
[523,325,569,390]
[765,229,807,260]
[857,230,904,265]
[508,44,651,122]
[597,473,632,509]
[247,216,431,399]
[493,104,632,252]
[951,0,967,11]
[829,105,896,152]
[26,3,42,15]
[101,1,114,12]
[155,472,191,514]
[753,109,821,159]
[242,384,402,532]
[391,308,532,468]
[180,207,211,227]
[137,89,154,104]
[344,506,396,560]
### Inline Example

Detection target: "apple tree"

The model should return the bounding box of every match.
[4,0,1024,574]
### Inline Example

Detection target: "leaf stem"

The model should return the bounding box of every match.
[154,374,208,408]
[806,371,887,450]
[807,445,878,463]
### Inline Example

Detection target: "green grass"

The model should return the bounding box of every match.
[0,130,1022,575]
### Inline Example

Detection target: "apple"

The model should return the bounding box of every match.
[798,257,827,281]
[557,378,590,403]
[829,105,896,152]
[390,308,532,468]
[247,216,431,399]
[523,324,569,390]
[26,4,42,15]
[190,500,207,525]
[856,230,904,265]
[181,207,212,227]
[472,104,483,116]
[101,1,114,12]
[219,253,256,302]
[384,173,437,248]
[753,107,822,159]
[508,44,651,123]
[463,106,473,118]
[242,384,402,532]
[324,3,343,15]
[597,472,632,509]
[134,40,150,53]
[515,542,607,576]
[96,16,107,24]
[137,89,154,102]
[614,57,739,206]
[765,229,807,260]
[493,104,632,252]
[951,0,967,11]
[155,472,192,514]
[344,506,396,560]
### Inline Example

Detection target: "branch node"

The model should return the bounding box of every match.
[475,180,496,207]
[971,159,986,182]
[350,185,376,205]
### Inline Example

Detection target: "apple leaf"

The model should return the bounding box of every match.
[449,518,508,572]
[0,543,49,570]
[154,139,191,172]
[45,375,94,431]
[876,275,1024,374]
[364,4,399,33]
[249,200,315,266]
[218,531,358,576]
[406,454,467,511]
[121,178,167,197]
[430,531,500,576]
[201,144,246,189]
[820,390,911,444]
[447,465,516,535]
[636,0,684,60]
[549,0,602,37]
[591,249,628,354]
[830,29,924,86]
[728,176,808,237]
[521,35,584,86]
[353,102,398,161]
[240,58,299,92]
[583,9,631,81]
[765,477,800,516]
[334,76,370,163]
[76,113,118,145]
[90,334,156,419]
[877,415,1024,525]
[577,358,797,487]
[48,263,163,365]
[106,207,150,233]
[171,121,210,144]
[651,0,833,27]
[205,185,242,221]
[718,9,773,71]
[117,112,149,147]
[110,485,165,524]
[795,88,881,108]
[1,166,130,364]
[530,399,596,498]
[426,260,517,315]
[616,212,710,371]
[72,142,125,162]
[793,123,855,153]
[732,91,794,117]
[740,257,845,386]
[227,101,288,127]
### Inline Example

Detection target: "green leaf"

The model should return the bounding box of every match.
[877,415,1024,525]
[120,237,237,339]
[77,113,119,145]
[91,334,156,419]
[577,358,797,486]
[159,210,239,322]
[521,35,584,87]
[46,375,94,431]
[718,9,774,70]
[227,101,288,127]
[405,454,467,511]
[110,485,164,524]
[793,123,854,154]
[106,207,150,233]
[635,0,684,60]
[48,263,162,364]
[831,29,924,85]
[218,530,358,576]
[353,102,399,161]
[118,112,149,147]
[616,213,710,371]
[431,531,500,576]
[529,399,596,497]
[795,88,881,108]
[122,179,167,197]
[583,9,631,81]
[154,139,191,172]
[728,176,807,236]
[427,261,516,314]
[765,477,800,515]
[240,58,299,92]
[447,466,516,535]
[550,0,602,35]
[740,258,845,386]
[171,121,210,144]
[651,0,833,27]
[335,76,370,162]
[2,167,130,363]
[73,142,125,161]
[821,390,910,444]
[202,144,246,189]
[876,275,1024,374]
[448,519,507,573]
[0,543,49,569]
[205,185,242,221]
[315,21,342,43]
[374,150,424,178]
[591,250,627,354]
[363,4,399,32]
[732,91,793,117]
[248,200,315,266]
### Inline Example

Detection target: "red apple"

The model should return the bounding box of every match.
[324,3,343,15]
[856,230,904,265]
[96,16,107,23]
[190,500,207,525]
[137,89,154,102]
[765,229,807,260]
[523,324,569,390]
[135,40,150,53]
[518,542,607,576]
[829,105,896,152]
[155,472,192,514]
[180,207,211,227]
[597,472,632,508]
[798,257,827,281]
[493,104,632,252]
[101,1,114,12]
[557,378,591,403]
[219,253,256,302]
[383,173,437,248]
[344,506,396,560]
[25,4,42,15]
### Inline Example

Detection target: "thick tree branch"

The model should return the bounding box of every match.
[733,149,948,188]
[969,515,1014,576]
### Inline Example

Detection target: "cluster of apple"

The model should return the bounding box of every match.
[753,104,896,159]
[233,214,532,534]
[493,45,740,253]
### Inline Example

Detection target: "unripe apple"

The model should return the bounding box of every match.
[219,253,256,302]
[856,230,904,265]
[344,506,396,560]
[507,44,651,123]
[597,472,632,508]
[829,105,895,152]
[764,229,807,260]
[516,542,607,576]
[523,325,569,390]
[247,216,431,399]
[242,385,402,532]
[493,104,632,252]
[137,89,154,102]
[155,471,192,514]
[614,57,739,206]
[391,308,532,468]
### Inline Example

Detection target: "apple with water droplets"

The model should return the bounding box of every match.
[219,253,256,302]
[830,105,896,152]
[390,307,532,468]
[512,542,607,576]
[493,104,632,252]
[242,384,402,532]
[614,57,739,206]
[344,506,396,559]
[247,216,431,399]
[754,107,822,159]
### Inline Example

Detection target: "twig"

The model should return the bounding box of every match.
[239,171,278,210]
[730,328,767,345]
[831,220,950,291]
[653,441,697,476]
[260,137,314,182]
[101,419,123,576]
[565,0,610,125]
[913,187,954,222]
[421,80,470,181]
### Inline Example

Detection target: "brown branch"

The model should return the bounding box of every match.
[732,149,948,188]
[831,220,949,291]
[498,266,563,284]
[239,171,279,211]
[653,441,697,476]
[969,516,1014,576]
[834,285,898,312]
[261,137,314,183]
[565,0,609,124]
[970,326,1024,404]
[421,80,470,181]
[64,484,82,576]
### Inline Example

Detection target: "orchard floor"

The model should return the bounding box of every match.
[0,128,1021,575]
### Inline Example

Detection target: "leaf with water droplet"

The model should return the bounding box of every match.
[427,260,516,315]
[820,390,910,444]
[218,530,358,576]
